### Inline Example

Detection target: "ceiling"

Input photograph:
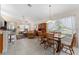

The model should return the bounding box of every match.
[1,4,79,23]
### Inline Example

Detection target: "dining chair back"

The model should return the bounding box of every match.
[71,33,77,48]
[61,33,77,55]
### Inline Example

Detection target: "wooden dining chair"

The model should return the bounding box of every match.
[61,33,77,55]
[46,32,62,54]
[37,31,43,41]
[38,31,48,49]
[47,33,55,47]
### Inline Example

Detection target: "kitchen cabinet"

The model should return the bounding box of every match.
[0,33,3,54]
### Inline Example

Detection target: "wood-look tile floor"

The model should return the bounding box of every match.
[7,38,79,55]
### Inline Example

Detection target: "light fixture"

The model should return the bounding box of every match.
[49,4,52,20]
[22,16,24,20]
[47,4,52,23]
[27,4,32,7]
[47,20,56,23]
[49,4,51,7]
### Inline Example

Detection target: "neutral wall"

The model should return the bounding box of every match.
[0,4,1,27]
[0,5,5,27]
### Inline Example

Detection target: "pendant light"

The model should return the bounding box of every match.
[27,4,32,7]
[49,4,52,20]
[47,4,52,23]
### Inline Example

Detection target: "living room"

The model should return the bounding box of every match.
[0,4,79,55]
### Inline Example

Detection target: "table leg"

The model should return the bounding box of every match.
[56,38,61,54]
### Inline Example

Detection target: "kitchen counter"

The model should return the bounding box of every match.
[0,30,12,54]
[0,30,3,54]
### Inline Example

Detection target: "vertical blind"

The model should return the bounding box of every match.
[47,16,76,33]
[58,16,76,31]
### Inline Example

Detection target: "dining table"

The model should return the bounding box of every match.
[47,32,72,54]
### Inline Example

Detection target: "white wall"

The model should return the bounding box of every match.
[0,4,5,27]
[0,4,1,27]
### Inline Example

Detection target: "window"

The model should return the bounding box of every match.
[58,16,75,30]
[47,16,76,34]
[19,24,29,32]
[57,16,76,34]
[47,20,57,32]
[7,22,15,30]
